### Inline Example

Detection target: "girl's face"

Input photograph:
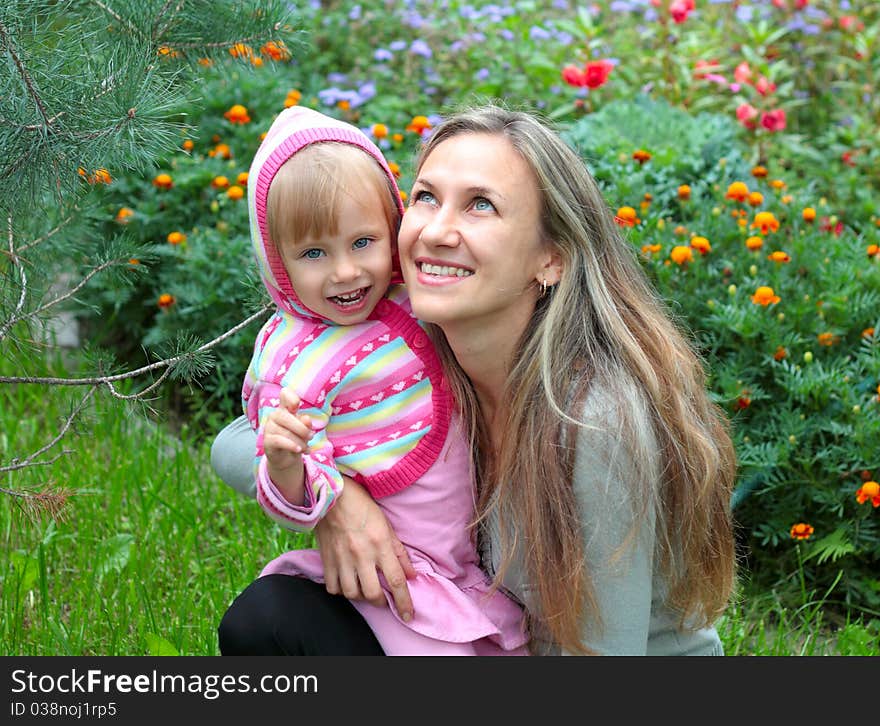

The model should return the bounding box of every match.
[279,185,393,325]
[399,132,555,335]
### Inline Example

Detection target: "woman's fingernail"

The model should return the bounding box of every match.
[402,611,412,622]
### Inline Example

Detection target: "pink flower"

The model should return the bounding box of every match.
[703,73,728,85]
[761,108,787,132]
[583,59,614,89]
[754,75,777,96]
[734,62,752,85]
[736,102,758,130]
[669,0,692,23]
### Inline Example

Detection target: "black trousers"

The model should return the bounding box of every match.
[218,574,385,655]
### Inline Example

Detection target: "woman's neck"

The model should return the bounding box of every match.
[440,319,520,431]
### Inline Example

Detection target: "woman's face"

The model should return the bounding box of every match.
[399,132,554,335]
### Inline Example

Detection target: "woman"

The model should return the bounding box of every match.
[215,105,737,655]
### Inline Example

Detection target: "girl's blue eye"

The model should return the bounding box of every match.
[414,190,436,205]
[302,248,323,260]
[352,237,371,250]
[473,197,494,211]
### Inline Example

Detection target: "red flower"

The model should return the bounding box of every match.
[819,217,843,236]
[841,151,857,167]
[754,76,777,96]
[736,103,758,130]
[669,0,693,23]
[561,64,587,87]
[760,109,786,132]
[583,60,614,89]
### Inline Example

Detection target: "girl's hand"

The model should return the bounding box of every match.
[315,477,416,622]
[263,388,313,472]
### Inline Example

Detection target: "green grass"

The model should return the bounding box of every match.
[2,354,877,656]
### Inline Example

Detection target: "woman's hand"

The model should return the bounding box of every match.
[315,477,416,621]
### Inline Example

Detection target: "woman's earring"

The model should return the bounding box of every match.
[540,278,548,298]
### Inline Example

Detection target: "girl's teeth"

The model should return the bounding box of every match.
[420,263,473,277]
[333,288,365,305]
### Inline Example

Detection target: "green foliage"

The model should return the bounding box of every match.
[4,0,880,628]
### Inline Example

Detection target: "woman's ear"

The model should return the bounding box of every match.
[537,248,563,287]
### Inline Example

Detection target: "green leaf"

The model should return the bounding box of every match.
[145,633,180,656]
[96,534,135,581]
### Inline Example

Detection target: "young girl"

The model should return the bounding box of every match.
[225,105,528,655]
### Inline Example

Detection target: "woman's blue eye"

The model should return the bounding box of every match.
[473,197,494,211]
[414,190,436,205]
[352,237,371,250]
[302,248,323,260]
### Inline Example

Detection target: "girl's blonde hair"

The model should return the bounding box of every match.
[267,142,400,251]
[416,105,737,654]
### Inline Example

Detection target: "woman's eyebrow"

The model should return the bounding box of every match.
[413,177,503,201]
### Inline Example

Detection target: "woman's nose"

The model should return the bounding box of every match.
[418,208,460,248]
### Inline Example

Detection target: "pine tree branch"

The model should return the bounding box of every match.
[88,0,145,38]
[0,386,95,474]
[0,215,28,343]
[0,303,272,386]
[0,20,51,128]
[154,0,184,41]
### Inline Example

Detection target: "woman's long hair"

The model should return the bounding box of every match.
[416,105,737,653]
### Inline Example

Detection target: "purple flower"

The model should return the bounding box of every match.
[374,48,393,62]
[735,6,754,23]
[475,67,490,81]
[610,1,635,11]
[389,40,407,51]
[327,72,348,84]
[500,29,514,41]
[552,0,568,8]
[530,26,551,40]
[409,39,433,58]
[348,4,361,20]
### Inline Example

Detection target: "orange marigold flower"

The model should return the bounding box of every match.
[167,231,186,245]
[790,523,814,540]
[677,184,691,201]
[387,161,400,178]
[229,43,253,59]
[773,345,787,361]
[399,190,408,203]
[115,207,134,224]
[673,225,688,236]
[751,165,768,178]
[211,175,230,190]
[641,243,662,255]
[153,173,173,189]
[372,123,389,139]
[337,100,350,111]
[261,40,291,61]
[406,115,432,134]
[735,393,751,410]
[781,194,793,204]
[745,236,764,251]
[802,207,816,222]
[285,89,302,108]
[251,55,264,67]
[198,58,213,67]
[767,250,791,263]
[670,245,694,265]
[770,179,786,190]
[817,332,839,347]
[224,104,251,124]
[632,149,651,164]
[867,244,879,257]
[725,181,749,202]
[690,236,711,255]
[856,481,880,507]
[392,133,404,143]
[91,168,112,184]
[862,327,875,339]
[128,258,140,265]
[157,46,180,58]
[748,191,764,207]
[182,139,194,152]
[237,172,249,187]
[614,206,640,226]
[210,143,232,160]
[158,293,176,309]
[227,185,245,200]
[751,286,780,306]
[751,211,780,234]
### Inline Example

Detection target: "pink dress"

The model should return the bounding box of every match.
[260,422,529,656]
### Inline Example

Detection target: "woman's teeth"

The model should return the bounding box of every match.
[420,263,473,277]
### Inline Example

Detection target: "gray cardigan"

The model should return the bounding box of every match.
[210,400,724,656]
